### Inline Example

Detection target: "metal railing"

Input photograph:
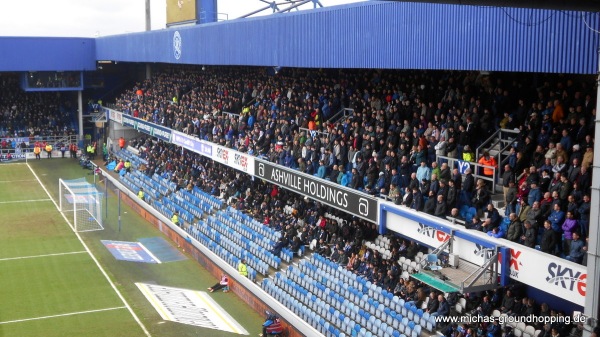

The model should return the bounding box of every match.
[435,154,497,193]
[221,111,240,119]
[299,127,329,139]
[0,135,80,163]
[327,107,353,125]
[475,128,520,171]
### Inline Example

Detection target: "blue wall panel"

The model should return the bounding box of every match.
[0,37,96,71]
[95,2,599,73]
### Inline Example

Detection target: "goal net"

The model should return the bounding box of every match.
[59,178,104,232]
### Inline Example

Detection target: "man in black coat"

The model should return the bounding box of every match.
[423,191,436,215]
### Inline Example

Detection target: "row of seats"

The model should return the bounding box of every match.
[269,267,423,337]
[116,149,148,172]
[311,253,411,311]
[115,149,280,278]
[122,169,169,196]
[161,196,195,225]
[215,212,276,251]
[218,209,303,265]
[301,257,435,332]
[263,278,356,337]
[187,224,258,280]
[190,186,223,210]
[178,189,214,214]
[399,255,423,274]
[150,172,177,193]
[152,199,178,225]
[226,206,282,243]
[364,241,394,260]
[324,212,346,226]
[207,215,280,270]
[492,309,542,337]
[198,218,272,274]
[290,264,428,334]
[119,171,159,203]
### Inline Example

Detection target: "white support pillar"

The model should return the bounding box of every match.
[145,0,151,31]
[78,91,83,138]
[583,47,600,337]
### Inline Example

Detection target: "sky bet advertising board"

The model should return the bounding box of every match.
[254,159,378,223]
[384,207,587,306]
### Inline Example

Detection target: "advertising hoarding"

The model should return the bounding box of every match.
[255,159,378,223]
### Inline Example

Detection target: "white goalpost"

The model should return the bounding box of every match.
[59,178,104,232]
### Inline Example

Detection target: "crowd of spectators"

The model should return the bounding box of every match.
[0,74,78,138]
[123,135,590,337]
[113,65,596,265]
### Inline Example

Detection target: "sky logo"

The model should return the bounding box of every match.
[417,223,450,243]
[546,262,586,296]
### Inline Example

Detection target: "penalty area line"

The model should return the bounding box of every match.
[0,251,87,262]
[0,198,52,204]
[0,179,38,183]
[0,306,127,325]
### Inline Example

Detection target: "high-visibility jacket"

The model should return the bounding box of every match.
[171,214,179,225]
[124,161,131,169]
[238,261,248,277]
[87,145,93,154]
[34,146,41,154]
[137,190,144,199]
[119,137,125,149]
[478,156,497,176]
[462,152,474,162]
[45,144,52,152]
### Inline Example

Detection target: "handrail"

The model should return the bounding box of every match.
[221,111,240,119]
[475,128,520,176]
[435,155,497,193]
[327,107,353,125]
[299,127,329,139]
[461,250,498,290]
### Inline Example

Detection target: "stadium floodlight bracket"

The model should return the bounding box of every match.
[239,0,323,18]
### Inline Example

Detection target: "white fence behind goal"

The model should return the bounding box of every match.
[59,178,104,232]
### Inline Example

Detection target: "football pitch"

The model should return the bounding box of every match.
[0,160,263,337]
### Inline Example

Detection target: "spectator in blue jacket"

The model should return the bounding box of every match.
[315,160,327,178]
[527,182,542,207]
[487,226,505,238]
[431,294,450,318]
[566,232,585,264]
[487,319,502,337]
[548,203,565,233]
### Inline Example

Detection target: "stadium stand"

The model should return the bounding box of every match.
[110,65,594,266]
[109,138,586,337]
[0,74,78,137]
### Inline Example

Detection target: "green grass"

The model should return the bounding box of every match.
[0,160,264,337]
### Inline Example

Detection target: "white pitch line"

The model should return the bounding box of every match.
[0,306,127,325]
[0,179,37,183]
[0,198,52,204]
[0,251,87,262]
[26,164,152,337]
[138,243,162,264]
